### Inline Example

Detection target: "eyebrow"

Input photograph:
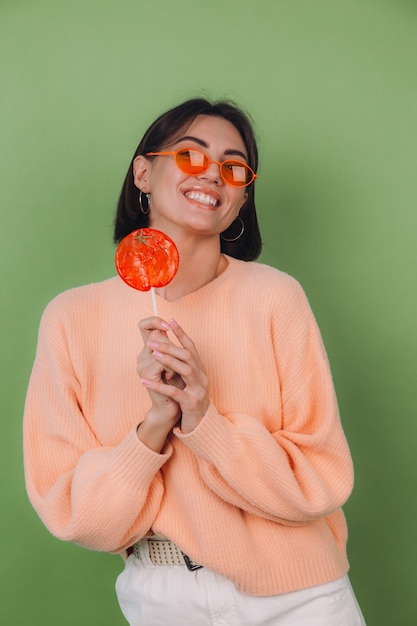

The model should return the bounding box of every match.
[177,135,248,162]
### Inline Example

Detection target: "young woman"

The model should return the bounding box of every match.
[24,98,366,625]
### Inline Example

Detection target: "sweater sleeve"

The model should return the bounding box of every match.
[23,302,172,553]
[175,279,354,525]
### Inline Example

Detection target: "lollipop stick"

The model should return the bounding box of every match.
[151,287,158,316]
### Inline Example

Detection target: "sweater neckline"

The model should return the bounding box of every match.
[116,255,243,309]
[156,255,238,310]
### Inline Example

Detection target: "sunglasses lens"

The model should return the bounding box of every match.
[174,150,254,186]
[176,149,208,175]
[221,161,252,187]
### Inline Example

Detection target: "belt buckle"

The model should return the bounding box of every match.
[181,552,203,572]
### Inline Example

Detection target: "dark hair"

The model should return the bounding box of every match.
[114,97,262,261]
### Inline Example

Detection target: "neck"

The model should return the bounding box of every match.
[155,234,227,301]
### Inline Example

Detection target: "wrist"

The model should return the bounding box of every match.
[180,412,204,434]
[137,409,175,453]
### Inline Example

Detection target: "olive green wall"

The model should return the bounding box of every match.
[1,1,416,624]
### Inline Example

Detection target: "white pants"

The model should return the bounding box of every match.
[116,552,366,626]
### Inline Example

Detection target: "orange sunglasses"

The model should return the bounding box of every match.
[146,148,257,188]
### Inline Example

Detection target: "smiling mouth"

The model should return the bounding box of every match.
[184,190,219,207]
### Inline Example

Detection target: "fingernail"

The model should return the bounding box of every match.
[161,321,171,330]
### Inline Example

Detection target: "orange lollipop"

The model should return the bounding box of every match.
[115,228,179,314]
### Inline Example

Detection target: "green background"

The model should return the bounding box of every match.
[1,1,416,624]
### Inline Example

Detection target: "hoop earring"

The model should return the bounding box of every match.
[221,216,244,242]
[139,191,150,215]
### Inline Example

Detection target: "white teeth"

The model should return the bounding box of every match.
[186,191,218,206]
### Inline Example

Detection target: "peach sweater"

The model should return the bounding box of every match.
[24,256,353,596]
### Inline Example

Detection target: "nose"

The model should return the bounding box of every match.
[197,160,222,185]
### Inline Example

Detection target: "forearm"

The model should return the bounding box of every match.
[25,422,173,552]
[175,400,353,524]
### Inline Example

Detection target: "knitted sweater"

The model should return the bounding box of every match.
[24,256,353,596]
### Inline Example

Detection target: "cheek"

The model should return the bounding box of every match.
[233,190,248,212]
[149,160,182,191]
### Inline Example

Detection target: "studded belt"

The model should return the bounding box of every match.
[132,538,203,572]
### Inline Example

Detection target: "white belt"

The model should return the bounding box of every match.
[133,538,203,572]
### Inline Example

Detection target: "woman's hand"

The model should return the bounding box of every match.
[138,316,184,389]
[136,317,182,451]
[142,319,209,433]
